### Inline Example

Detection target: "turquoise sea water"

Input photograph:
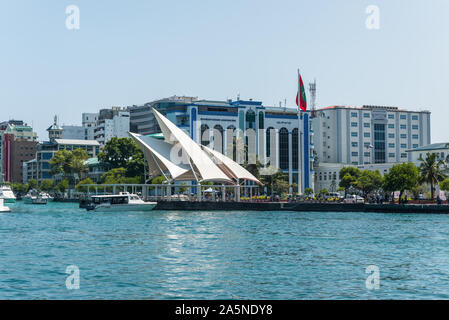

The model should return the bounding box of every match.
[1,201,449,299]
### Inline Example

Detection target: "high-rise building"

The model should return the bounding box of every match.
[93,107,130,145]
[0,120,38,183]
[312,105,431,165]
[312,105,432,192]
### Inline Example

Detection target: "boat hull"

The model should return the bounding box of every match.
[3,198,16,203]
[90,203,157,212]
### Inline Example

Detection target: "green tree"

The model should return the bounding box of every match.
[57,179,69,195]
[440,178,449,192]
[101,168,127,184]
[382,163,419,202]
[11,183,28,195]
[339,167,361,195]
[353,170,383,197]
[49,148,88,185]
[27,179,38,191]
[98,137,143,170]
[75,178,94,193]
[40,180,54,192]
[418,152,447,199]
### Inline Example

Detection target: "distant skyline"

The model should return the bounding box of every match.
[1,0,448,142]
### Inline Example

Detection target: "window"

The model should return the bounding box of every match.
[364,152,370,157]
[363,113,370,118]
[352,152,359,157]
[352,142,358,147]
[351,122,358,127]
[388,124,394,129]
[389,143,395,148]
[292,129,298,169]
[400,115,407,120]
[364,123,370,128]
[412,115,418,120]
[401,144,407,148]
[389,153,395,158]
[279,128,289,170]
[400,134,407,139]
[400,124,406,130]
[374,123,386,163]
[388,114,395,119]
[401,153,407,158]
[351,112,358,118]
[364,142,371,147]
[388,133,395,139]
[351,132,358,137]
[413,144,418,148]
[364,132,370,138]
[412,134,419,139]
[412,125,418,130]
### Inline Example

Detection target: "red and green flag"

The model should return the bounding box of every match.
[296,70,307,112]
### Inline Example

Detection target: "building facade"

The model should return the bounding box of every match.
[312,105,431,166]
[312,105,432,192]
[0,121,38,183]
[129,96,314,193]
[94,107,130,145]
[23,117,100,184]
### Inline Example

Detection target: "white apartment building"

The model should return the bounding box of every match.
[313,105,431,166]
[313,105,431,192]
[82,113,98,141]
[93,107,130,145]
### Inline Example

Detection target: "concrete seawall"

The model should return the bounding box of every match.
[154,201,449,214]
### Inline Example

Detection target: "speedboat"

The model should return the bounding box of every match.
[0,198,11,212]
[86,192,157,212]
[0,185,16,203]
[23,189,48,205]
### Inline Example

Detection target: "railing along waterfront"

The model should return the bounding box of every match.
[80,183,262,202]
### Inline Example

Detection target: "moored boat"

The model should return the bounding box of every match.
[0,185,16,203]
[85,192,156,212]
[23,189,48,205]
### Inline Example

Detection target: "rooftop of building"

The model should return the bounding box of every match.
[54,139,100,146]
[406,143,449,153]
[318,105,431,113]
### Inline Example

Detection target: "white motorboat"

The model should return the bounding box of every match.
[0,198,11,212]
[23,189,48,205]
[0,185,16,203]
[86,192,157,212]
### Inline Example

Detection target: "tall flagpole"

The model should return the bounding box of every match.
[297,69,303,195]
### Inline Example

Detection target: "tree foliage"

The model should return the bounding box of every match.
[418,152,447,199]
[382,162,419,201]
[353,170,383,197]
[49,148,88,184]
[40,179,54,192]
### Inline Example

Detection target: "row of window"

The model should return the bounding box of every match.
[351,132,419,139]
[352,123,420,130]
[352,152,409,158]
[351,113,419,121]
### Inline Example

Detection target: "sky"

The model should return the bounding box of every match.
[1,0,448,142]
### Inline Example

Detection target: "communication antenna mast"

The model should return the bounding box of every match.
[309,79,317,117]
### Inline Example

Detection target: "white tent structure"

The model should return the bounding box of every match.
[129,108,262,201]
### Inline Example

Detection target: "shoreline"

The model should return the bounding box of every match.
[154,201,449,214]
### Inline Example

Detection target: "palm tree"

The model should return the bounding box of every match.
[418,152,447,199]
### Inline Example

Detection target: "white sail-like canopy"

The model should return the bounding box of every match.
[201,145,262,185]
[129,108,262,185]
